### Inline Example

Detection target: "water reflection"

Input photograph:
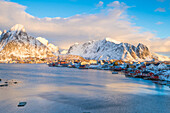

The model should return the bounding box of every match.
[0,64,170,113]
[106,82,169,95]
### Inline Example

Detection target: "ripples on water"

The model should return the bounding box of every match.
[0,64,170,113]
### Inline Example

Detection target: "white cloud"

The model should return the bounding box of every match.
[96,1,104,7]
[156,21,163,25]
[150,37,170,52]
[107,1,128,9]
[107,1,120,7]
[0,0,169,54]
[155,8,166,12]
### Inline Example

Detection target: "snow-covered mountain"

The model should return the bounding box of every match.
[67,38,169,61]
[151,53,170,61]
[0,24,56,61]
[0,24,168,62]
[36,37,59,55]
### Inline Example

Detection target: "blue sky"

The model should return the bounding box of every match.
[10,0,170,38]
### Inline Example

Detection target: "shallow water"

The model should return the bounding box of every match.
[0,64,169,113]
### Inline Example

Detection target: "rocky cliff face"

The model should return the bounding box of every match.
[0,24,55,61]
[67,38,169,61]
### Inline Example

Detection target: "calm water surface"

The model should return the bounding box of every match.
[0,64,170,113]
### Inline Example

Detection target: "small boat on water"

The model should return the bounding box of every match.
[112,71,118,74]
[18,102,27,107]
[0,83,8,87]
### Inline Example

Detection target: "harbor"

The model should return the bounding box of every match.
[48,59,170,83]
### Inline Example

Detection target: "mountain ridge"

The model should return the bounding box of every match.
[0,24,169,62]
[67,38,170,61]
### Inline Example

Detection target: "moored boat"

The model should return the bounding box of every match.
[112,71,118,74]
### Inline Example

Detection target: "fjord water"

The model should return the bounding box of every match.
[0,64,170,113]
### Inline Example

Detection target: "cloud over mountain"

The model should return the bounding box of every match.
[0,0,169,56]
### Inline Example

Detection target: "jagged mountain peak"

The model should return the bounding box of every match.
[0,25,56,60]
[137,43,148,49]
[10,24,26,33]
[68,38,169,61]
[104,37,121,44]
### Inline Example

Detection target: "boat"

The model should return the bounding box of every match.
[0,83,8,87]
[18,102,27,107]
[112,71,118,74]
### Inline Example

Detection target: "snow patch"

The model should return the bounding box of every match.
[74,42,79,45]
[105,37,121,44]
[10,24,26,32]
[60,49,68,55]
[36,37,59,55]
[36,37,48,46]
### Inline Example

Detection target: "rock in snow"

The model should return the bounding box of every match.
[67,38,170,61]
